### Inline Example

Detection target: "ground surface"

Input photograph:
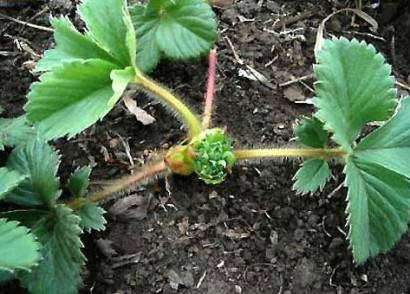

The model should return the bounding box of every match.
[1,0,410,293]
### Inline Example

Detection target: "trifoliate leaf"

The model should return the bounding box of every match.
[0,168,26,200]
[78,203,106,233]
[292,159,331,195]
[36,17,116,72]
[294,117,328,148]
[0,219,40,273]
[355,97,410,178]
[68,166,91,198]
[6,139,60,207]
[345,157,410,264]
[0,116,36,150]
[18,205,85,294]
[26,60,134,140]
[130,0,217,72]
[78,0,136,67]
[313,37,396,151]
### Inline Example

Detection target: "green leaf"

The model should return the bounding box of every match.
[345,157,410,264]
[0,168,26,200]
[355,97,410,178]
[0,116,36,150]
[68,166,91,198]
[130,0,217,72]
[78,203,106,233]
[0,210,49,228]
[6,139,60,207]
[293,159,331,195]
[0,219,40,272]
[0,270,14,284]
[313,37,396,150]
[36,17,116,72]
[294,117,328,148]
[78,0,136,67]
[26,60,134,140]
[18,205,85,294]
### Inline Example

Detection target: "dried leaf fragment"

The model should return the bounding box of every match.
[123,95,156,125]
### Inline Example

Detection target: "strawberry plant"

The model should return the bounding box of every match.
[4,0,410,292]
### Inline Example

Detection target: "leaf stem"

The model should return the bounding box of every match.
[202,49,217,129]
[133,70,202,137]
[67,161,169,210]
[234,148,346,161]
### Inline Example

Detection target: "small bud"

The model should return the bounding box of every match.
[165,145,195,176]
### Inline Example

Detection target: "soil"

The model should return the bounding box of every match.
[1,1,410,294]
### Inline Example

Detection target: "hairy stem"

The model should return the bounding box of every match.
[134,70,202,137]
[234,148,346,161]
[67,161,169,210]
[202,49,217,129]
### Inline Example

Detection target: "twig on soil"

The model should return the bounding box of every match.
[329,265,341,287]
[299,80,314,93]
[113,131,134,167]
[337,226,347,237]
[27,6,49,22]
[272,10,314,30]
[0,50,18,56]
[196,271,207,289]
[396,80,410,91]
[0,12,53,32]
[321,216,332,238]
[327,182,344,199]
[223,36,244,65]
[279,74,313,87]
[342,30,386,42]
[111,253,141,269]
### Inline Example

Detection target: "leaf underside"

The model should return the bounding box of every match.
[293,159,331,195]
[313,37,396,151]
[0,219,40,273]
[129,0,217,72]
[19,205,85,294]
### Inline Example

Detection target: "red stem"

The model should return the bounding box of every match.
[202,49,217,129]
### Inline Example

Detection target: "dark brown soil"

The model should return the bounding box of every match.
[1,1,410,293]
